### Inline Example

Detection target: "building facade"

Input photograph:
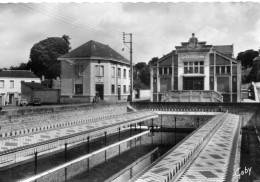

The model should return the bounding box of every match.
[0,70,40,106]
[58,40,130,103]
[150,34,241,102]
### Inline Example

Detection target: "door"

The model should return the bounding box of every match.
[183,77,204,90]
[9,94,14,105]
[95,84,104,100]
[118,85,121,100]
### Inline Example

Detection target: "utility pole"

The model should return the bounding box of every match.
[123,32,133,102]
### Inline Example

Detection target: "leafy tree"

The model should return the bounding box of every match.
[28,35,71,79]
[133,62,150,90]
[10,63,29,70]
[237,49,259,70]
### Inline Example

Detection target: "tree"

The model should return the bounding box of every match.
[237,49,259,70]
[133,62,150,90]
[10,63,29,70]
[28,35,71,79]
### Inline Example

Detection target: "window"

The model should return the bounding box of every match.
[169,67,172,74]
[184,61,204,74]
[221,66,225,73]
[123,69,126,78]
[124,85,126,93]
[216,66,220,74]
[118,68,121,77]
[159,68,162,75]
[164,67,168,75]
[216,66,231,74]
[0,80,4,88]
[95,65,104,76]
[75,65,83,76]
[159,67,172,75]
[227,66,231,74]
[129,70,131,78]
[10,80,14,88]
[111,66,115,77]
[75,84,83,94]
[111,84,115,94]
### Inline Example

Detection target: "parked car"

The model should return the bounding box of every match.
[20,99,28,106]
[33,98,41,106]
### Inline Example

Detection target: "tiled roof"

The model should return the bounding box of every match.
[0,70,39,78]
[22,82,50,90]
[59,40,129,64]
[213,45,233,55]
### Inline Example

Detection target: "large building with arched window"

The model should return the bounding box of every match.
[150,34,241,102]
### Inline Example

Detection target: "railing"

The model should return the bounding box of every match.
[161,90,223,102]
[0,111,158,167]
[20,131,150,182]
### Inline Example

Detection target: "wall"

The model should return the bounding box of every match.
[21,83,33,102]
[33,90,60,103]
[60,60,74,96]
[109,148,158,182]
[0,102,129,137]
[145,115,212,129]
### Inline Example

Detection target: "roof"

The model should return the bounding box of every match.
[213,45,233,55]
[58,40,129,64]
[0,70,39,78]
[254,56,260,61]
[22,82,50,90]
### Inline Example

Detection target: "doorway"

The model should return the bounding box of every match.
[183,77,204,90]
[95,84,104,100]
[9,94,14,105]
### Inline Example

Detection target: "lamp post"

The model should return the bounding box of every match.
[123,32,133,102]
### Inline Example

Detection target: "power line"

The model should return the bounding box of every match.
[38,3,122,35]
[20,4,115,38]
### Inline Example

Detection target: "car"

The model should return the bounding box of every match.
[33,98,41,106]
[20,99,28,106]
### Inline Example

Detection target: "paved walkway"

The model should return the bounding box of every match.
[133,113,241,182]
[178,114,240,182]
[0,111,156,153]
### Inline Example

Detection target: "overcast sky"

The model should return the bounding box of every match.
[1,2,260,68]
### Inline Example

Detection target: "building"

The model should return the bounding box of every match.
[58,40,130,103]
[21,82,60,104]
[150,34,241,102]
[0,70,40,106]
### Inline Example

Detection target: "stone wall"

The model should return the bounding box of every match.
[145,115,213,129]
[0,102,128,138]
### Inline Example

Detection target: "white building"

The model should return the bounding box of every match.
[0,70,40,106]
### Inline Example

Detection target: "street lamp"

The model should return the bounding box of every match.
[123,32,133,102]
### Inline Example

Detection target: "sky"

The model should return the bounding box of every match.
[1,2,260,68]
